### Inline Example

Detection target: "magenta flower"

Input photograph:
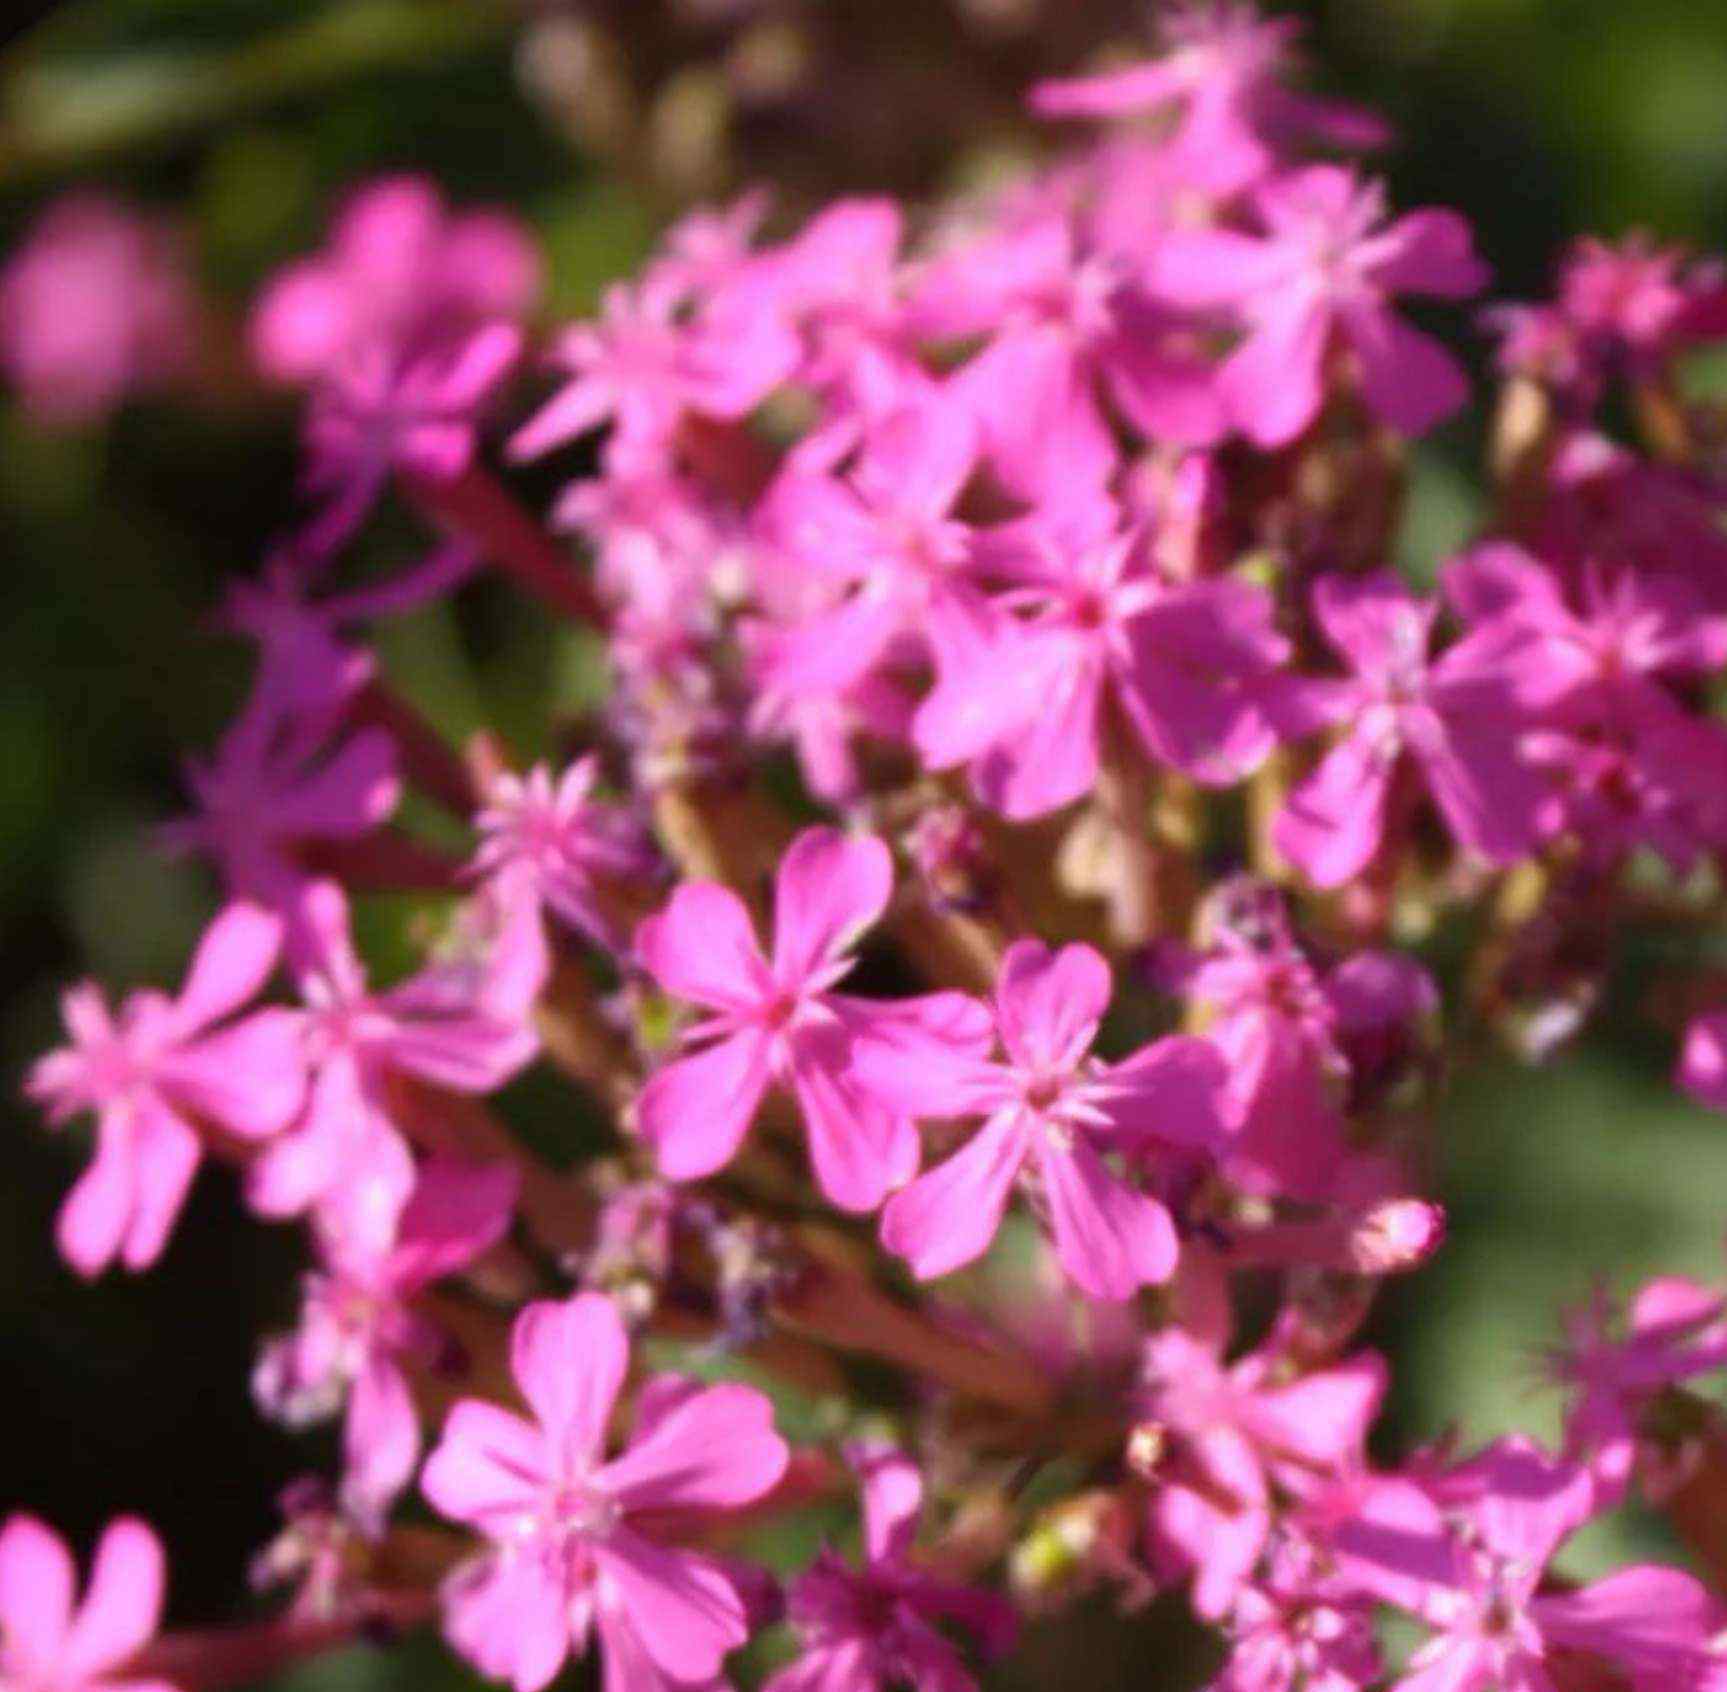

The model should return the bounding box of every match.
[251,175,540,386]
[0,1517,173,1692]
[748,392,981,708]
[1140,1325,1386,1619]
[1031,4,1386,197]
[636,827,989,1211]
[254,1158,518,1528]
[298,321,523,542]
[1274,572,1545,888]
[27,903,305,1277]
[1443,543,1727,868]
[469,758,658,951]
[1208,1535,1383,1692]
[915,497,1305,818]
[1166,882,1360,1199]
[1372,1439,1727,1692]
[1151,165,1485,445]
[767,1444,1013,1692]
[0,194,194,425]
[1550,1275,1727,1499]
[165,640,400,919]
[1495,234,1727,402]
[871,939,1225,1300]
[248,881,543,1250]
[1443,543,1727,713]
[422,1292,788,1692]
[910,211,1223,500]
[509,279,790,473]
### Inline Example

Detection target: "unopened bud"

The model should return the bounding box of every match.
[1125,1421,1167,1480]
[1348,1200,1446,1275]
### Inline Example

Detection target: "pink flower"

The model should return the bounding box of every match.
[1031,4,1386,197]
[164,639,400,918]
[767,1444,1013,1692]
[421,1292,788,1692]
[911,212,1222,501]
[1167,881,1436,1199]
[0,194,194,424]
[0,1517,173,1692]
[26,904,305,1276]
[250,176,540,548]
[635,827,989,1211]
[1531,431,1727,616]
[298,322,523,544]
[509,279,789,473]
[469,758,657,950]
[1443,543,1727,711]
[1151,165,1485,445]
[871,939,1225,1300]
[915,497,1304,818]
[251,176,539,386]
[1368,1439,1727,1692]
[747,393,981,708]
[1274,572,1545,887]
[1444,544,1727,868]
[1550,1276,1727,1498]
[1495,234,1727,402]
[248,881,543,1250]
[254,1158,518,1527]
[1140,1325,1386,1619]
[1681,1011,1727,1116]
[644,191,772,304]
[1207,1535,1383,1692]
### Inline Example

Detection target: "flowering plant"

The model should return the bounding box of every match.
[14,7,1727,1690]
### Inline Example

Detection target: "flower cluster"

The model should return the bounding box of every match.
[15,5,1727,1691]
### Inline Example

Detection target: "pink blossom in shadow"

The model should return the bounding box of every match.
[27,904,305,1276]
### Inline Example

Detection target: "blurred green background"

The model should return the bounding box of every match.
[4,0,1727,1685]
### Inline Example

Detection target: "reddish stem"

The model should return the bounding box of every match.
[405,465,608,630]
[350,678,481,819]
[301,829,465,893]
[132,1590,434,1692]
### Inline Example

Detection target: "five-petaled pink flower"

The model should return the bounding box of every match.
[1139,1323,1386,1619]
[470,757,657,951]
[767,1443,1014,1692]
[1274,572,1545,887]
[27,903,305,1277]
[869,939,1225,1300]
[254,1157,519,1528]
[248,881,543,1251]
[0,194,194,425]
[635,826,990,1211]
[1371,1438,1727,1692]
[1151,164,1486,445]
[422,1291,788,1692]
[1031,4,1386,197]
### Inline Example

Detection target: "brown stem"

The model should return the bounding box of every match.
[535,954,641,1110]
[1663,1420,1727,1590]
[775,1226,1054,1421]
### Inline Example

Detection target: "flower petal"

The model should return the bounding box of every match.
[593,1532,747,1683]
[511,1294,628,1472]
[600,1381,787,1513]
[770,828,891,989]
[638,1029,773,1183]
[64,1519,164,1680]
[880,1108,1029,1281]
